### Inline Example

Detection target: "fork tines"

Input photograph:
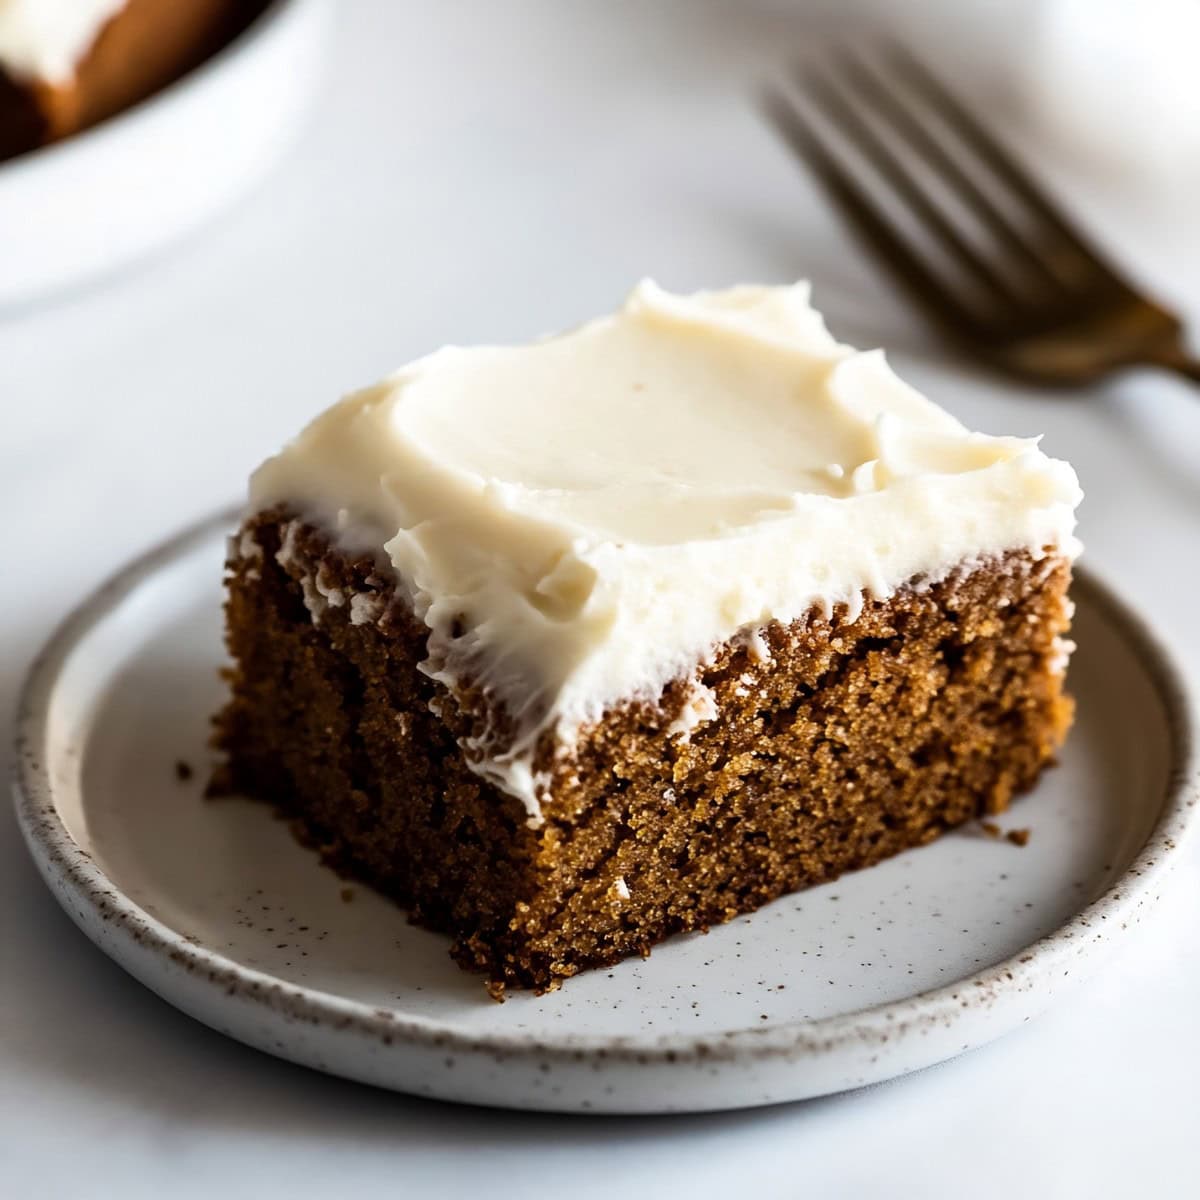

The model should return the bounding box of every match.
[763,44,1131,339]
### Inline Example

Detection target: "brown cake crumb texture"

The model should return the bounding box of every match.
[980,819,1031,847]
[214,509,1074,993]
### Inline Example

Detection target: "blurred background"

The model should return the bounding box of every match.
[2,1,1198,1196]
[4,0,1200,514]
[3,0,1196,636]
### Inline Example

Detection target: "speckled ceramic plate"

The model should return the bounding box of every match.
[13,510,1199,1113]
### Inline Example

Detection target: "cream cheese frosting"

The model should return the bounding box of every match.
[250,281,1083,821]
[0,0,124,83]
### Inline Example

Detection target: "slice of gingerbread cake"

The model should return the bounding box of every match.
[214,281,1082,994]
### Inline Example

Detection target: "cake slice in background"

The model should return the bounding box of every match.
[0,0,268,161]
[214,281,1083,995]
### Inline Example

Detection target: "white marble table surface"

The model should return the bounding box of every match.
[3,2,1199,1195]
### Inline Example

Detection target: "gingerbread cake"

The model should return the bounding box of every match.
[0,0,268,162]
[214,281,1082,994]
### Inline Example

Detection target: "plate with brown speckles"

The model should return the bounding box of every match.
[13,509,1200,1113]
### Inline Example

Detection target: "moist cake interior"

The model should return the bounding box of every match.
[214,510,1074,995]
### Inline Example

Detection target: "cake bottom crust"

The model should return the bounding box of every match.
[214,513,1075,994]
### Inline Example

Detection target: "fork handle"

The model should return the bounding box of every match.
[1147,343,1200,384]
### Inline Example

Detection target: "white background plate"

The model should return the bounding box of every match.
[0,0,330,307]
[13,510,1198,1113]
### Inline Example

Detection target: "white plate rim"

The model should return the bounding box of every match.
[11,508,1200,1074]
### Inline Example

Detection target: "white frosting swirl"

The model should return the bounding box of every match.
[250,281,1082,821]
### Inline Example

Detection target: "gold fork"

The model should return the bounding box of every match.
[764,46,1200,386]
